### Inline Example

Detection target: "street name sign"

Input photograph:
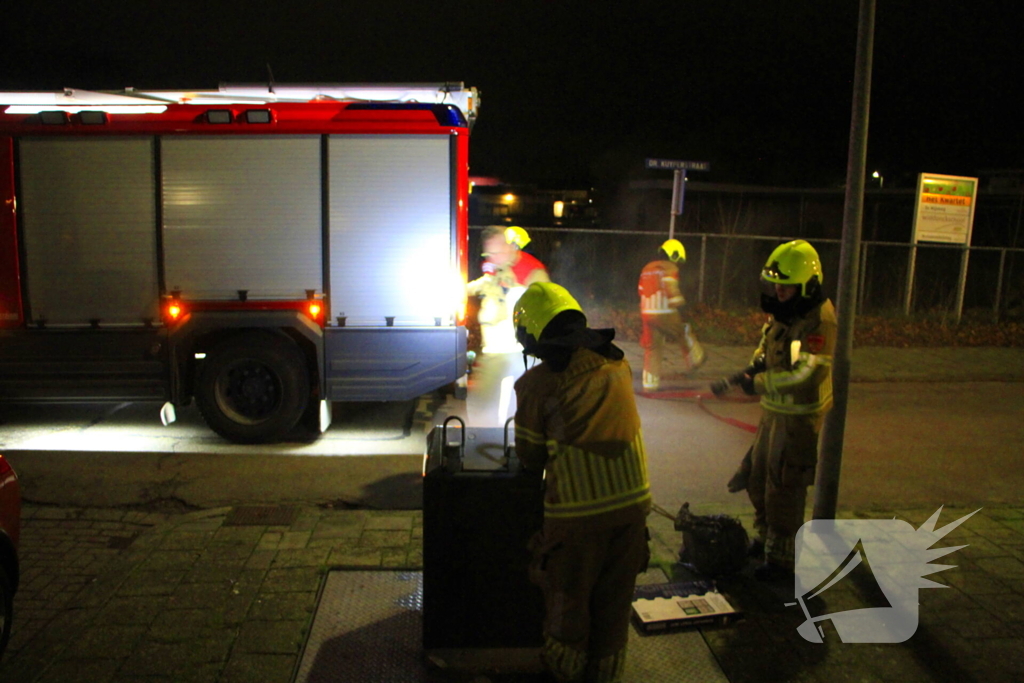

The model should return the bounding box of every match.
[645,158,711,172]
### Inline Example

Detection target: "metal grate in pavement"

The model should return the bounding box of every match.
[296,570,427,683]
[295,570,728,683]
[224,505,299,527]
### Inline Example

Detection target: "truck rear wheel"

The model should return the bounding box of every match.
[196,332,310,444]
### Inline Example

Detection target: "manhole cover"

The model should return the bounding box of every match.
[224,506,299,527]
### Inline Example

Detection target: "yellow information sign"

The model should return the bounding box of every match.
[911,173,978,244]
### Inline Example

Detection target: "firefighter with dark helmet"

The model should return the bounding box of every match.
[711,239,836,580]
[638,238,705,391]
[513,282,651,683]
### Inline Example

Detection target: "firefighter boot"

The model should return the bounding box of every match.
[642,370,659,392]
[754,561,794,583]
[683,324,706,373]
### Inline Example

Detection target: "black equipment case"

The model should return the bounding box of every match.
[422,417,546,650]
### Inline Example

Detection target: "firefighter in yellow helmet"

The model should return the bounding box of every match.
[465,226,551,425]
[513,282,651,683]
[711,240,836,580]
[637,238,705,391]
[467,226,549,354]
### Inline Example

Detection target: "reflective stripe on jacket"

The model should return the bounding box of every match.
[514,348,651,527]
[638,260,684,314]
[753,299,837,416]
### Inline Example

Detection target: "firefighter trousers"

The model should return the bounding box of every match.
[742,412,820,568]
[467,351,525,427]
[528,520,650,683]
[639,313,704,390]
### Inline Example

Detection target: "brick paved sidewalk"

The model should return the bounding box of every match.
[3,502,1022,682]
[644,504,1024,683]
[0,504,423,683]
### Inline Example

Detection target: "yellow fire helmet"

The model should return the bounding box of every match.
[761,239,823,297]
[505,225,531,249]
[513,282,583,349]
[660,238,686,262]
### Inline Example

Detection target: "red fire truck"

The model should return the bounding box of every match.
[0,84,477,443]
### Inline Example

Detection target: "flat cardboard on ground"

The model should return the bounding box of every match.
[632,581,742,633]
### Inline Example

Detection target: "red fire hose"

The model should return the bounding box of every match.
[637,389,759,434]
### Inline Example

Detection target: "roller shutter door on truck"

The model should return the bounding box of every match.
[18,137,159,325]
[328,135,452,326]
[161,136,323,300]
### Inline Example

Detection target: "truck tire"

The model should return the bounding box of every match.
[196,332,310,444]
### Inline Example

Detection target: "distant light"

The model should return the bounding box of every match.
[872,171,881,179]
[502,193,515,203]
[194,352,207,359]
[553,201,565,218]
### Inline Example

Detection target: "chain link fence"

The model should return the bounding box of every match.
[470,226,1024,322]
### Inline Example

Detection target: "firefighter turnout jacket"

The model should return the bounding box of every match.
[638,259,684,314]
[514,347,651,530]
[467,251,550,353]
[753,298,837,416]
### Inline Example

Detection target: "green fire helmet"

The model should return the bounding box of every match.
[660,238,686,262]
[513,282,584,349]
[761,239,823,297]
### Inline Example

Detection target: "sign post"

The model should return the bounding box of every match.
[814,0,876,523]
[645,158,710,239]
[905,173,978,323]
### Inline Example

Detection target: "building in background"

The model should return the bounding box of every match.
[469,178,599,229]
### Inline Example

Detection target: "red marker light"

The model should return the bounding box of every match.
[163,300,185,324]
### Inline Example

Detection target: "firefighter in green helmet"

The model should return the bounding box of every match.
[712,240,836,580]
[513,282,651,683]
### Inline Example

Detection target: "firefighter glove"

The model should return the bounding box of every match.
[711,378,731,396]
[735,372,756,396]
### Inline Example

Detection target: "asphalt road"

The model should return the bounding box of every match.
[640,380,1024,518]
[2,348,1023,516]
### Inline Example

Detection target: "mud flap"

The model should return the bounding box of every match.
[319,399,333,433]
[159,401,177,426]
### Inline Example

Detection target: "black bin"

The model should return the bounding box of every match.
[422,417,545,650]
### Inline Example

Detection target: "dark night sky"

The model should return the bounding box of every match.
[2,1,1021,189]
